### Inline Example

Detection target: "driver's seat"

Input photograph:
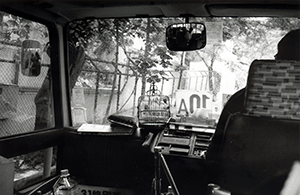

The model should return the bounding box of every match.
[210,60,300,195]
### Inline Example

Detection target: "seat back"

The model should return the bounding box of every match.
[243,60,300,119]
[215,60,300,195]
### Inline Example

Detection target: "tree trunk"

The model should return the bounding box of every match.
[69,45,86,89]
[141,18,151,96]
[208,66,214,92]
[34,71,52,130]
[93,72,100,123]
[177,52,185,90]
[103,20,119,123]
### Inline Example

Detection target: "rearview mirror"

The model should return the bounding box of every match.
[166,22,206,51]
[21,40,42,76]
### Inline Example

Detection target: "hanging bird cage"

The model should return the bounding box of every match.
[137,83,170,128]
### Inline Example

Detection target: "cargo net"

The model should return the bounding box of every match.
[137,84,170,128]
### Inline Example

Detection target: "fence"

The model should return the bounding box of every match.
[70,67,214,126]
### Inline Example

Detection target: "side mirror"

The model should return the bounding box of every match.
[166,22,206,51]
[21,40,42,76]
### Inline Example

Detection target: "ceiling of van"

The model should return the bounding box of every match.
[2,0,300,24]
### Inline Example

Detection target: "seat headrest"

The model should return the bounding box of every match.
[243,60,300,120]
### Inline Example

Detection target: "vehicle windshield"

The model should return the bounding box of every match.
[68,17,300,127]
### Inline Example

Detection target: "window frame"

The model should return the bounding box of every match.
[0,3,68,162]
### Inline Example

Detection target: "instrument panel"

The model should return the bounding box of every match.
[152,122,215,159]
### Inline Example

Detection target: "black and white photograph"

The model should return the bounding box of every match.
[0,0,299,195]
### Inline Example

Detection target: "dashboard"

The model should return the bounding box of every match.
[152,122,215,159]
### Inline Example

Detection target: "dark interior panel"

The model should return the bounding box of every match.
[60,130,155,194]
[60,129,210,194]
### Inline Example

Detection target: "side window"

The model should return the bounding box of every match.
[0,11,53,135]
[0,10,55,189]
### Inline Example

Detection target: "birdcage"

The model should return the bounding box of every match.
[137,83,170,128]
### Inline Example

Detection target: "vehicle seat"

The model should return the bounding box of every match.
[210,60,300,195]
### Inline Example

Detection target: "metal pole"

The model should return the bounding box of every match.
[159,153,180,195]
[43,147,53,178]
[154,146,180,195]
[154,147,162,195]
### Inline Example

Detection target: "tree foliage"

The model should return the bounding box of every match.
[186,17,300,91]
[71,18,176,95]
[69,16,300,103]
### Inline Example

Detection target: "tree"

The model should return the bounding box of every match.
[184,17,299,95]
[195,45,222,99]
[127,18,175,95]
[222,17,300,89]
